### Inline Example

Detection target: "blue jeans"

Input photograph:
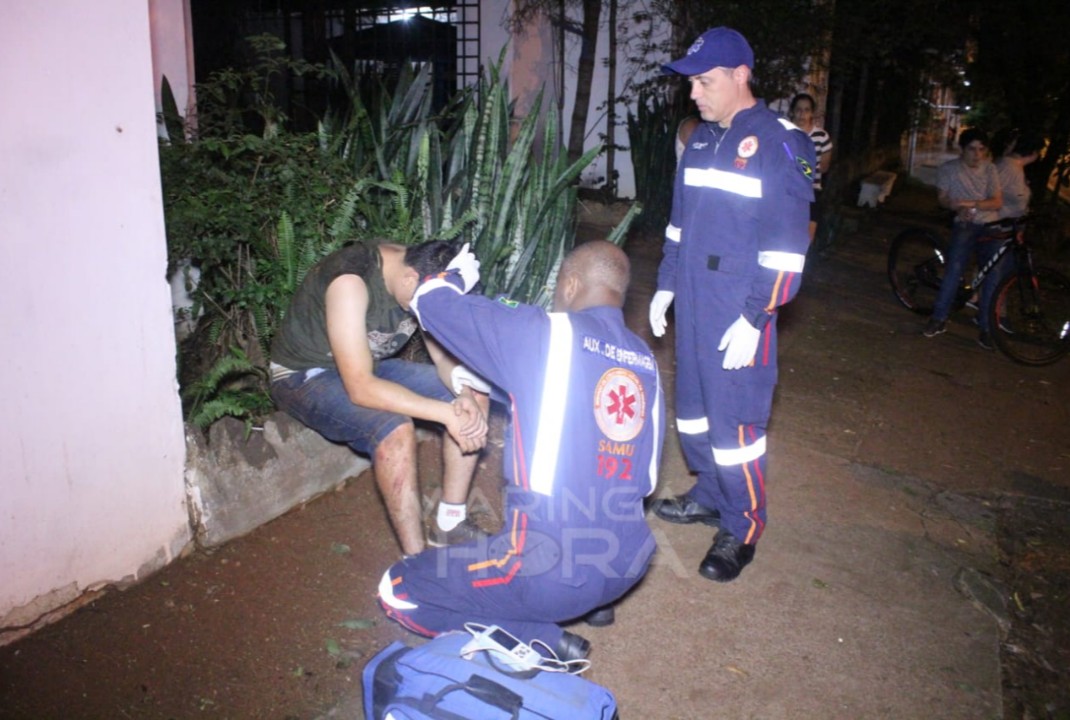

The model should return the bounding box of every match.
[974,237,1013,333]
[270,359,453,458]
[933,221,1008,331]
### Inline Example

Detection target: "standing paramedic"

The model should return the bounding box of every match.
[647,27,815,583]
[379,240,665,662]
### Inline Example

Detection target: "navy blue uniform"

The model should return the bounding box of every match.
[660,101,814,545]
[379,276,664,648]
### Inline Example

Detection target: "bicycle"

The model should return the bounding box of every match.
[888,215,1070,365]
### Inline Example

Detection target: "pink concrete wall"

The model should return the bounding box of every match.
[0,0,191,639]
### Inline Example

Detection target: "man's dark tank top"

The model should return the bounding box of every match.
[270,242,417,371]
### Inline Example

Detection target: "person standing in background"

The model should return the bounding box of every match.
[994,130,1043,221]
[789,93,833,243]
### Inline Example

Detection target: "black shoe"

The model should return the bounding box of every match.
[977,332,995,351]
[650,494,722,527]
[922,317,947,337]
[555,631,591,661]
[582,605,615,627]
[698,532,755,583]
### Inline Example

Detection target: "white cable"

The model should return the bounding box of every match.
[460,622,591,674]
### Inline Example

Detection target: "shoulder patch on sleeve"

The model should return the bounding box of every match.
[496,296,520,309]
[781,140,814,181]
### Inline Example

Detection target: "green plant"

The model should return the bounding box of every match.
[181,347,274,436]
[325,51,622,304]
[160,127,355,358]
[448,64,607,304]
[626,88,679,231]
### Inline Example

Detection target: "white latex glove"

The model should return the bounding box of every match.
[649,290,675,337]
[450,364,492,395]
[447,242,481,294]
[718,315,761,370]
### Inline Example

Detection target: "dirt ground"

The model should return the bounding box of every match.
[1,181,1068,719]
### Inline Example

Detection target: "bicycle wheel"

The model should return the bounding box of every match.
[990,266,1070,366]
[888,228,946,314]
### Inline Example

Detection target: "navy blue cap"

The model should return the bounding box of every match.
[662,27,754,76]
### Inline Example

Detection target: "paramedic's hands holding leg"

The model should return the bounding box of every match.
[718,315,761,370]
[649,290,675,337]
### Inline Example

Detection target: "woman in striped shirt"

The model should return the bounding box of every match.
[790,93,833,242]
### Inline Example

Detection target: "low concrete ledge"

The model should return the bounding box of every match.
[184,412,371,548]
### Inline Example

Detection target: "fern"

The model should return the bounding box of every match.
[182,347,269,431]
[190,391,275,438]
[329,183,363,242]
[276,210,296,292]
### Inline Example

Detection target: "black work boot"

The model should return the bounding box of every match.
[649,494,722,527]
[555,630,591,661]
[698,531,755,582]
[582,605,615,627]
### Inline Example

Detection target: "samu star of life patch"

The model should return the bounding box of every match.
[593,367,646,442]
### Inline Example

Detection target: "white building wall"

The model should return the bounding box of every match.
[0,0,191,640]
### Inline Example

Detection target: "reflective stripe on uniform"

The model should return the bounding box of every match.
[712,435,767,466]
[684,167,763,198]
[676,416,709,435]
[758,250,806,273]
[378,569,417,610]
[646,368,663,495]
[530,313,573,496]
[467,509,526,572]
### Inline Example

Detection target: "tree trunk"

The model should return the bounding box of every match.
[867,78,883,150]
[557,0,566,130]
[567,0,601,162]
[604,0,617,195]
[850,60,869,157]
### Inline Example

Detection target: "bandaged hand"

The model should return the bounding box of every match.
[718,315,761,370]
[649,290,675,337]
[451,364,491,395]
